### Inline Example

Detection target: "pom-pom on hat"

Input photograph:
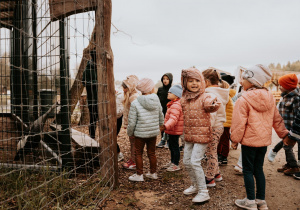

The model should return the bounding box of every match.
[242,64,272,87]
[136,78,155,94]
[169,84,183,98]
[278,74,298,91]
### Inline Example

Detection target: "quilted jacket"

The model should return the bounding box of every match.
[231,88,288,147]
[164,100,184,135]
[127,94,164,138]
[180,68,220,144]
[205,87,229,128]
[223,89,236,127]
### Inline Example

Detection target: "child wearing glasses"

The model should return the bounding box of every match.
[231,64,288,210]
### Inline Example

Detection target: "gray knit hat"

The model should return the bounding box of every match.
[169,84,183,98]
[242,64,272,87]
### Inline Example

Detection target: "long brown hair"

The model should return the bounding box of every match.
[202,69,222,86]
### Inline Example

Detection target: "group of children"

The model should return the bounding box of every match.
[114,65,300,209]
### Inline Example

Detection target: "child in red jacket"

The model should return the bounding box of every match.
[161,85,184,172]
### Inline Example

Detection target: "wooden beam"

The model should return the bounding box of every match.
[49,0,97,21]
[95,0,118,188]
[69,27,96,114]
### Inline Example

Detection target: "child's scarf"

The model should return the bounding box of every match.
[167,98,180,108]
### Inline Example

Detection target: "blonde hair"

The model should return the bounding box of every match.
[220,80,230,89]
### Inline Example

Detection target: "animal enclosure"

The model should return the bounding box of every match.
[0,0,117,208]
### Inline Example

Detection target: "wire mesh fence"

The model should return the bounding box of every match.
[0,0,117,208]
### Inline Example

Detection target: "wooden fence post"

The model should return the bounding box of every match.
[95,0,118,188]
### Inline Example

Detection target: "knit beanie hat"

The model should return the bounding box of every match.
[169,84,183,98]
[297,74,300,84]
[136,78,155,94]
[220,73,235,85]
[278,74,298,91]
[242,64,272,87]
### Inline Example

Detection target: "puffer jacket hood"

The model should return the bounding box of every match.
[205,87,229,128]
[242,88,273,112]
[181,68,206,100]
[161,73,173,89]
[231,88,288,147]
[206,87,229,105]
[137,94,160,111]
[123,75,139,93]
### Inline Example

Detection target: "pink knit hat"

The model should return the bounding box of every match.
[136,78,155,94]
[297,74,300,84]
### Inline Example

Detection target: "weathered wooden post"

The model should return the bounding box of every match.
[95,0,118,187]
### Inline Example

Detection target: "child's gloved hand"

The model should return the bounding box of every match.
[231,142,238,150]
[160,125,166,132]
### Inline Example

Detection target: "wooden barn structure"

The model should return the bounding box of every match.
[0,0,117,187]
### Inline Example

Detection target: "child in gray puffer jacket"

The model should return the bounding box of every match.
[127,78,164,182]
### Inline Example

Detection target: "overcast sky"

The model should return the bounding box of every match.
[111,0,300,84]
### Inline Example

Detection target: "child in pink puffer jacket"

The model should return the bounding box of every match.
[231,64,288,210]
[161,84,184,172]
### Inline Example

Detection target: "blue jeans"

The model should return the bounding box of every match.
[168,134,180,165]
[242,145,267,200]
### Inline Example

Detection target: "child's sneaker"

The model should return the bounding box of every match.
[129,173,144,182]
[235,198,257,210]
[267,149,277,162]
[145,172,158,180]
[192,190,210,203]
[256,199,268,210]
[234,165,243,174]
[156,140,166,148]
[118,152,124,162]
[218,155,228,165]
[205,178,216,187]
[123,159,136,170]
[183,185,198,195]
[179,146,184,152]
[163,162,172,169]
[166,164,181,172]
[214,174,223,182]
[277,164,290,172]
[293,172,300,180]
[283,167,299,176]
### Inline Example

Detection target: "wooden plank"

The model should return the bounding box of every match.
[50,124,99,148]
[49,0,97,21]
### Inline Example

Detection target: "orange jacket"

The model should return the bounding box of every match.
[231,88,288,147]
[164,100,184,135]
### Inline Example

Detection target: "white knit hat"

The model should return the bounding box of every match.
[242,64,272,87]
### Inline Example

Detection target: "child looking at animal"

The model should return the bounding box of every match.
[127,78,164,181]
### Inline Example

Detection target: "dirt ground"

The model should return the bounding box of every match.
[101,128,300,210]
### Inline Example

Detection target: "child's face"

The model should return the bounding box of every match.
[279,85,288,93]
[123,86,128,93]
[241,79,254,90]
[187,78,201,92]
[163,76,170,86]
[167,92,178,100]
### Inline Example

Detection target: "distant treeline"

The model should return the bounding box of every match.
[269,60,300,72]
